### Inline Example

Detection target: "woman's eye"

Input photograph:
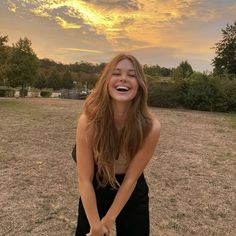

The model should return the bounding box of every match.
[112,73,120,76]
[128,74,136,77]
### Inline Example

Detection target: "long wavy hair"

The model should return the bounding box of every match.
[84,54,153,188]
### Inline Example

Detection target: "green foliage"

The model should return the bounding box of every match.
[220,79,236,112]
[144,64,173,77]
[39,58,59,69]
[173,61,193,79]
[40,90,52,98]
[159,67,173,77]
[33,72,47,89]
[0,35,8,65]
[61,70,73,89]
[74,71,98,90]
[182,75,226,111]
[47,70,61,90]
[148,78,179,108]
[0,34,10,86]
[7,37,39,91]
[212,21,236,76]
[148,72,236,112]
[144,64,161,76]
[68,61,103,74]
[19,88,28,97]
[0,86,15,97]
[1,32,234,113]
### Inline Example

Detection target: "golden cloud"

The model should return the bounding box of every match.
[58,47,102,53]
[55,16,81,29]
[5,0,224,52]
[8,2,16,13]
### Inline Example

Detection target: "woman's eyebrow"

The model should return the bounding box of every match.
[114,68,135,72]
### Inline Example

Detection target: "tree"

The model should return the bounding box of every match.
[159,67,173,77]
[0,34,10,86]
[7,37,39,93]
[34,72,47,89]
[39,58,58,69]
[47,70,61,90]
[173,60,193,79]
[143,64,161,77]
[212,21,236,76]
[61,70,73,89]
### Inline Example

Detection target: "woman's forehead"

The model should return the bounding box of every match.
[114,59,134,70]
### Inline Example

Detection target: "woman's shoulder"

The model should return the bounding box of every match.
[150,114,161,131]
[77,113,94,135]
[77,112,88,125]
[148,115,161,140]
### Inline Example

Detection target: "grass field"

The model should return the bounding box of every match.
[0,98,235,236]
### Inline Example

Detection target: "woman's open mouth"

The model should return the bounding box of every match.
[115,85,130,92]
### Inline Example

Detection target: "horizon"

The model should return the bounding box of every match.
[1,0,236,72]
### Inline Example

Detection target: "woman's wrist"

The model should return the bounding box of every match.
[102,215,115,229]
[106,209,118,223]
[90,221,103,231]
[107,215,115,223]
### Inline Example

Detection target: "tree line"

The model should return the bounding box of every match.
[0,35,174,92]
[147,19,236,112]
[0,21,236,112]
[0,36,101,92]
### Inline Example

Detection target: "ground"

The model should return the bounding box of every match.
[0,98,235,236]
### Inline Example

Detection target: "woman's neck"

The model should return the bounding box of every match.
[112,101,130,129]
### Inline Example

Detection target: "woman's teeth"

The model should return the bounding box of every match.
[116,86,129,92]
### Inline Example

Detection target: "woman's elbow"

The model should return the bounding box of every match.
[123,176,138,188]
[78,178,93,192]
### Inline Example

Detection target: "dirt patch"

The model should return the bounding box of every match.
[0,98,235,236]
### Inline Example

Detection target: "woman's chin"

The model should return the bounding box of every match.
[111,94,135,103]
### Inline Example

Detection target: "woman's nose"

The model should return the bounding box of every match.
[120,72,127,81]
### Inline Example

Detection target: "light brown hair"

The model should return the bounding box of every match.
[84,54,152,188]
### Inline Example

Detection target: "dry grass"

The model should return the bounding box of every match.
[0,98,235,236]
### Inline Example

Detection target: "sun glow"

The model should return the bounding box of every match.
[59,47,102,53]
[5,0,221,52]
[55,16,81,29]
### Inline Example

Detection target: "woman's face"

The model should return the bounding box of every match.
[108,59,139,103]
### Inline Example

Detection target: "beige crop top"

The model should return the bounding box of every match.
[114,153,130,174]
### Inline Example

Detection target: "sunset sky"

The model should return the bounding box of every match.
[1,0,235,72]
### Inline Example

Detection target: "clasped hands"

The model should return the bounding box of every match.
[86,216,114,236]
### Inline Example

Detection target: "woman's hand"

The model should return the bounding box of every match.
[101,216,115,235]
[86,223,109,236]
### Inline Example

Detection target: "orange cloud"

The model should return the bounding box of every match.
[55,16,81,29]
[58,47,102,53]
[5,0,234,54]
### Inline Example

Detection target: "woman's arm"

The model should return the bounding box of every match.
[102,118,161,229]
[76,114,108,235]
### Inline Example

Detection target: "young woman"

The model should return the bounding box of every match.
[75,54,160,236]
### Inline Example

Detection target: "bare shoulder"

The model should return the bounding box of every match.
[151,115,161,131]
[150,115,161,138]
[76,113,94,139]
[77,112,88,126]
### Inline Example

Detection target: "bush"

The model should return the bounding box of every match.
[181,74,226,111]
[40,90,52,98]
[0,87,15,97]
[19,88,28,97]
[148,80,180,108]
[147,73,236,113]
[220,79,236,112]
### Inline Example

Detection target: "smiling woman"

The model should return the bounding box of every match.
[108,59,139,103]
[74,53,161,236]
